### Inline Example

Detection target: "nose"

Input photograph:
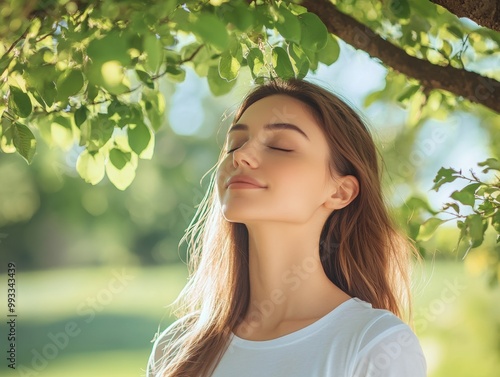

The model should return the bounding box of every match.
[232,142,259,168]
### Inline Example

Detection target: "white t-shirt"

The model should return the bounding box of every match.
[148,297,427,377]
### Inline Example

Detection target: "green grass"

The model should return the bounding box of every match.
[0,261,499,377]
[11,264,189,323]
[0,264,188,377]
[12,351,148,377]
[413,259,500,377]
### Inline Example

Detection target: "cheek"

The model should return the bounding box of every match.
[274,161,320,185]
[215,158,238,198]
[274,163,328,198]
[215,166,227,196]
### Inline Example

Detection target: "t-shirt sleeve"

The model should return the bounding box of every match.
[351,320,427,377]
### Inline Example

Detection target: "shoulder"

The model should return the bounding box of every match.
[342,298,427,377]
[146,312,199,377]
[334,297,407,340]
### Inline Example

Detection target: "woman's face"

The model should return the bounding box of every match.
[216,94,339,225]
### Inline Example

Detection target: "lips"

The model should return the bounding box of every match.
[226,175,266,188]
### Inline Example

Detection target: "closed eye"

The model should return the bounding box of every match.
[226,146,293,154]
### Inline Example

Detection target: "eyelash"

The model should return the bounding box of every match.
[226,146,293,154]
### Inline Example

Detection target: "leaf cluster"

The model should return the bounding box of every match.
[0,0,342,189]
[417,159,500,282]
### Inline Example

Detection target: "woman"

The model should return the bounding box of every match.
[147,78,427,377]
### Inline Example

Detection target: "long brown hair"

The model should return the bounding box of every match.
[149,78,419,377]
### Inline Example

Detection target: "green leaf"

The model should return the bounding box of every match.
[93,114,115,148]
[288,43,309,79]
[492,211,500,240]
[190,13,228,51]
[219,51,241,81]
[109,147,131,170]
[454,219,467,252]
[298,12,328,52]
[431,167,461,191]
[387,0,411,19]
[447,25,463,39]
[254,4,274,29]
[50,115,74,150]
[56,69,84,100]
[82,114,115,152]
[165,65,186,83]
[301,46,320,71]
[12,122,36,164]
[442,202,460,214]
[397,85,421,104]
[105,150,137,190]
[87,84,99,101]
[406,89,425,125]
[74,106,88,129]
[142,90,165,131]
[478,158,500,172]
[246,48,264,77]
[450,183,480,207]
[93,60,129,94]
[9,86,32,118]
[144,34,164,73]
[272,46,295,79]
[417,217,444,242]
[136,70,155,89]
[0,54,11,76]
[41,81,57,108]
[276,5,301,44]
[87,31,130,65]
[1,111,15,145]
[108,100,130,124]
[364,90,385,108]
[452,191,474,206]
[179,43,201,62]
[228,38,243,63]
[207,65,237,96]
[440,40,453,57]
[76,150,105,185]
[405,196,438,215]
[466,214,485,248]
[219,2,254,32]
[127,121,152,156]
[288,3,308,14]
[317,34,340,66]
[478,200,496,216]
[30,89,47,109]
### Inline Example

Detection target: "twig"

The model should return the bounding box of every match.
[4,26,30,56]
[36,29,57,43]
[152,44,206,80]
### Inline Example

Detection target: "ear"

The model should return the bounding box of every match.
[324,175,359,210]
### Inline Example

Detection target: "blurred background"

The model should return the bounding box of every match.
[1,38,499,377]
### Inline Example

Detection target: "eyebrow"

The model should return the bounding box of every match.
[228,123,310,141]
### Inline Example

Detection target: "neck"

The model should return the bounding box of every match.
[238,221,351,337]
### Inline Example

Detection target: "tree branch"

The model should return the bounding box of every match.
[301,0,500,114]
[430,0,500,32]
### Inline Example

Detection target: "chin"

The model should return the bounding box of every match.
[221,211,251,223]
[221,208,263,223]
